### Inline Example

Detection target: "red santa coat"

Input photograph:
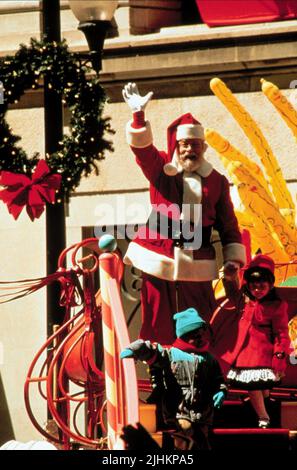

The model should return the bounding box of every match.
[220,296,290,368]
[124,119,246,281]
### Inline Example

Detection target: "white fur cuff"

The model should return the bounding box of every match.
[126,120,153,148]
[223,243,247,266]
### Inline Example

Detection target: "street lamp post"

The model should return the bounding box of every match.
[41,0,66,338]
[68,0,118,73]
[67,1,119,445]
[39,0,118,443]
[42,0,118,337]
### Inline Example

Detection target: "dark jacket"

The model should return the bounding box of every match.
[150,347,227,426]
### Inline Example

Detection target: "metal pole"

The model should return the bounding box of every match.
[41,0,66,336]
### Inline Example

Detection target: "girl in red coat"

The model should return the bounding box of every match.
[226,255,290,428]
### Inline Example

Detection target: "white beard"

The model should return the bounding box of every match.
[179,158,202,173]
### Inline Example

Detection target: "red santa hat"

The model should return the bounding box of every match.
[163,113,205,176]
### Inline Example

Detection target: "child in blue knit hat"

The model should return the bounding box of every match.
[121,307,227,450]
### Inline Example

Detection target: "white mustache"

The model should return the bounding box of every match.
[183,153,197,160]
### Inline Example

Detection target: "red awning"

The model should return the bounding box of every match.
[196,0,297,27]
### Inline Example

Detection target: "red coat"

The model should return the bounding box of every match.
[220,295,290,368]
[124,120,246,282]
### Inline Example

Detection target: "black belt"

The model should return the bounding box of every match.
[147,209,212,249]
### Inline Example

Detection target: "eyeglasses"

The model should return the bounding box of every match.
[178,140,203,150]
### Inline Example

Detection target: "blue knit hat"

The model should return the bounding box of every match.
[173,308,206,338]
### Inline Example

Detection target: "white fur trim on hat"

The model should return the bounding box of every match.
[176,124,204,141]
[163,162,179,176]
[163,149,182,176]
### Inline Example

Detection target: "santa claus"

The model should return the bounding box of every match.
[122,82,246,344]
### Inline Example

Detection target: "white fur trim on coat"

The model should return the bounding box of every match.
[124,242,174,280]
[123,242,219,282]
[196,158,213,178]
[176,123,205,141]
[173,247,218,281]
[223,242,247,266]
[183,172,202,206]
[126,120,153,148]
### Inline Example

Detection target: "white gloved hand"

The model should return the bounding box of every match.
[122,82,153,112]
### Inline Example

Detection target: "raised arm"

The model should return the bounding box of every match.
[214,175,246,268]
[123,82,165,182]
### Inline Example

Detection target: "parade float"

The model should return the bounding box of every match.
[1,72,297,449]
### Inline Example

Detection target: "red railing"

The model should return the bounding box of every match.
[17,238,297,447]
[24,238,139,449]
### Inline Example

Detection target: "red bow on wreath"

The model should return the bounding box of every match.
[0,159,62,221]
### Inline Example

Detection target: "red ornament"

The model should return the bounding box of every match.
[0,159,61,221]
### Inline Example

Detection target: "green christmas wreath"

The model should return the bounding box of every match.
[0,38,114,200]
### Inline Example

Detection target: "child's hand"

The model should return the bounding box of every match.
[120,423,160,451]
[212,391,225,409]
[120,339,155,362]
[197,355,206,364]
[272,354,287,376]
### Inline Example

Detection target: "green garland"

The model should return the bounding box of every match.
[0,38,114,200]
